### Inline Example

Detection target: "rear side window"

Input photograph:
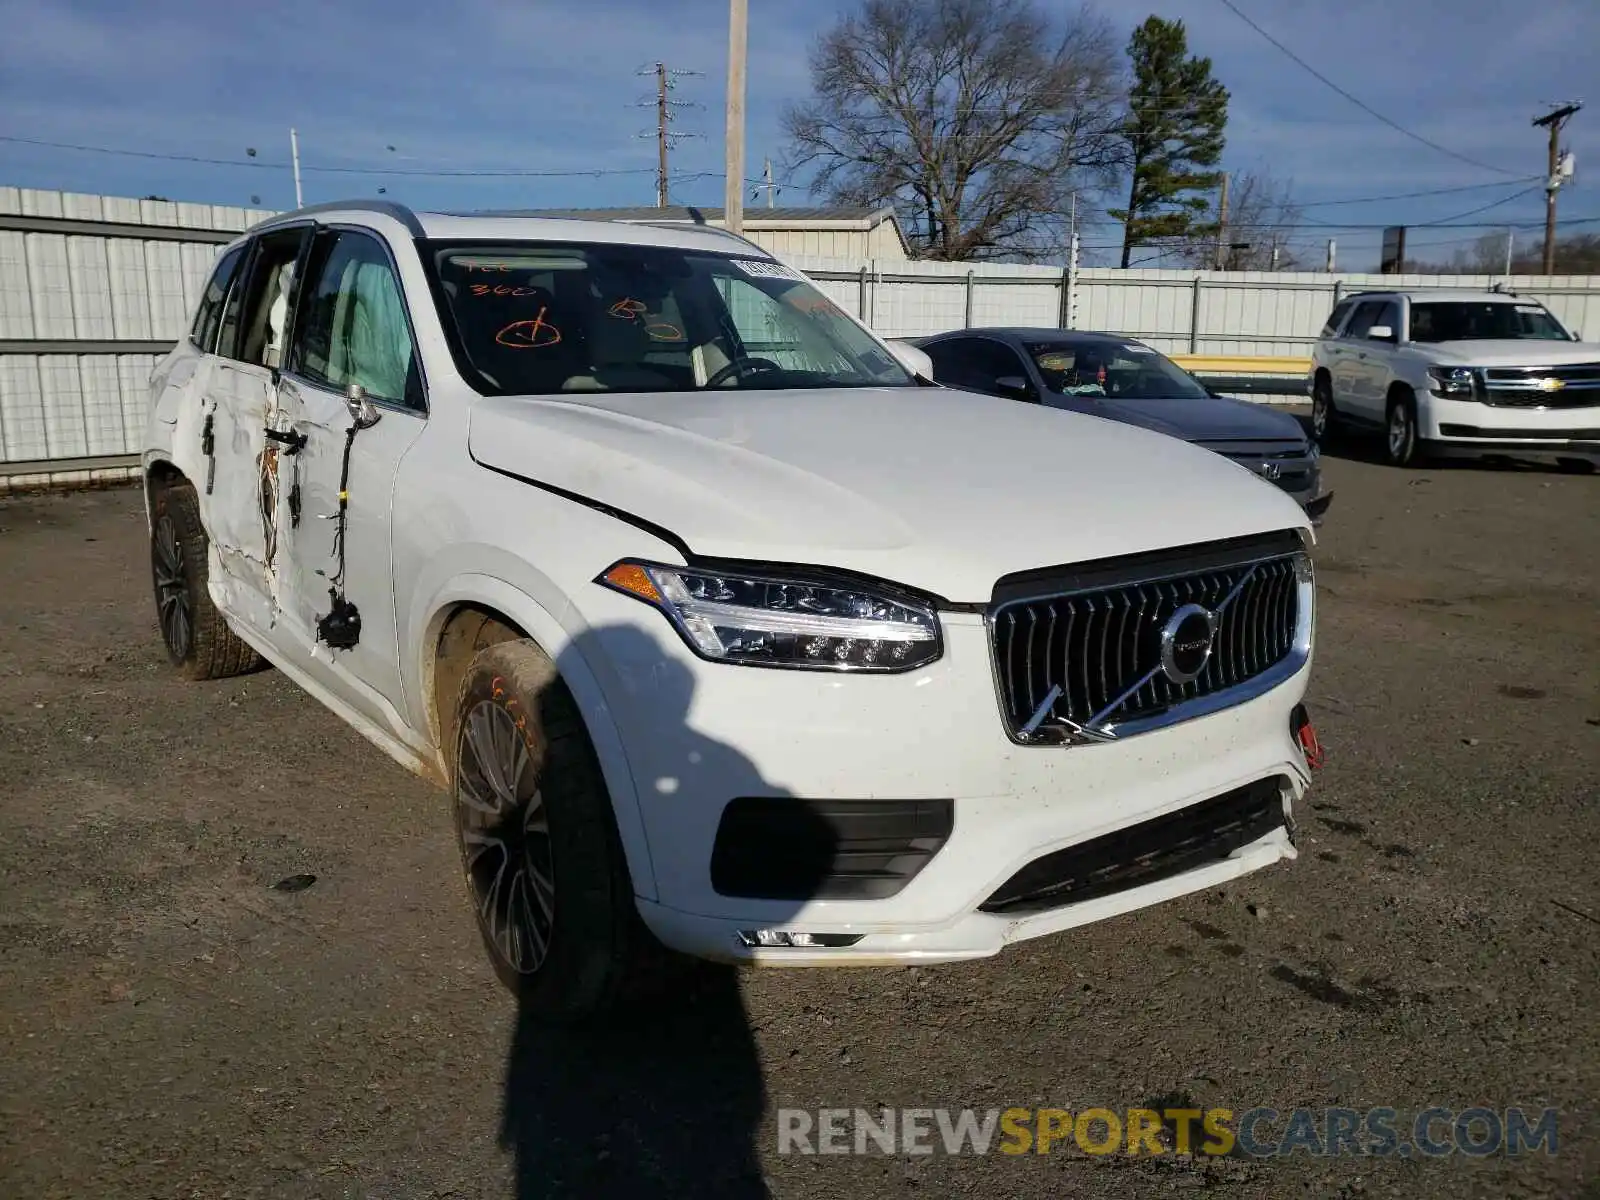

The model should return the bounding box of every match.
[190,244,246,353]
[1320,299,1353,338]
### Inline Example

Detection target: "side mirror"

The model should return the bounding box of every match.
[1366,324,1395,342]
[994,375,1035,401]
[345,383,382,429]
[885,339,934,381]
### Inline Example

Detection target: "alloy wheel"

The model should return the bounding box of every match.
[456,700,556,975]
[152,514,192,660]
[1388,404,1413,462]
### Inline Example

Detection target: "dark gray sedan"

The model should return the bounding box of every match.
[910,328,1333,520]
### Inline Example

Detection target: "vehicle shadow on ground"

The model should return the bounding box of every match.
[498,625,822,1200]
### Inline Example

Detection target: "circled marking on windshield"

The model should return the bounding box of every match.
[608,297,648,319]
[645,322,684,341]
[495,309,562,349]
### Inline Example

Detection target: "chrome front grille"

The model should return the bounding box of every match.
[1217,450,1315,494]
[990,534,1311,744]
[1481,362,1600,409]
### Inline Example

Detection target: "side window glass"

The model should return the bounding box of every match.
[215,242,255,360]
[1320,300,1352,338]
[192,245,245,353]
[923,339,973,388]
[966,340,1026,395]
[1343,301,1383,340]
[217,229,307,366]
[292,231,417,406]
[1373,302,1401,340]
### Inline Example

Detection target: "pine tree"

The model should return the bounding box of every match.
[1110,16,1229,268]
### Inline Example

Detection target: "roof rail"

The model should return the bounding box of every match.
[254,199,425,238]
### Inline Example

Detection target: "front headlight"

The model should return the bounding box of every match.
[597,560,942,672]
[1427,365,1476,396]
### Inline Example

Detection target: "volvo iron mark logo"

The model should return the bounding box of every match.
[1159,603,1217,685]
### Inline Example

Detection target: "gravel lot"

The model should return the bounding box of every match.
[2,434,1597,1199]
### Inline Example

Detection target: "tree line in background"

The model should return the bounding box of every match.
[1404,231,1600,275]
[783,0,1294,266]
[785,0,1594,273]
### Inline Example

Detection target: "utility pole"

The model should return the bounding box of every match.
[725,0,748,235]
[655,63,670,207]
[636,63,702,207]
[1504,228,1515,279]
[1533,102,1581,274]
[289,127,303,208]
[1213,172,1230,271]
[755,157,777,208]
[1326,238,1336,272]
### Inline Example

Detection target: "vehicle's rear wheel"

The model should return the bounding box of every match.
[451,639,666,1023]
[1384,391,1422,467]
[1310,373,1339,444]
[149,480,262,680]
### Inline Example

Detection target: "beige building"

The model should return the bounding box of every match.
[516,206,911,262]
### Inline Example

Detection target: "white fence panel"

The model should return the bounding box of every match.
[0,356,47,460]
[3,186,1599,472]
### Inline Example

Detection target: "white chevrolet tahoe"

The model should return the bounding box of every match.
[1309,288,1600,468]
[141,201,1320,1021]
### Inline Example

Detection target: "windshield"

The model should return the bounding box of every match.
[1027,340,1211,400]
[1409,301,1571,343]
[422,240,912,395]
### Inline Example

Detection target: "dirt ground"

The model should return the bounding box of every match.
[2,433,1597,1199]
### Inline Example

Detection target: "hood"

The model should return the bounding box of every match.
[1078,393,1307,445]
[1411,340,1600,367]
[468,386,1309,602]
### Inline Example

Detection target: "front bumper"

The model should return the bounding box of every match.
[578,591,1313,966]
[1418,394,1600,460]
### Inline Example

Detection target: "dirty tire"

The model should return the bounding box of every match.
[451,639,669,1024]
[149,480,262,681]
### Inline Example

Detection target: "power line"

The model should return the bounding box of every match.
[1211,0,1524,177]
[0,134,657,178]
[1416,183,1542,226]
[1298,178,1543,208]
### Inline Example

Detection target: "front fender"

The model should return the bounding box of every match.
[411,570,658,903]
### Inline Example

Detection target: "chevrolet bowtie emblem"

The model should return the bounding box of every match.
[1536,377,1567,391]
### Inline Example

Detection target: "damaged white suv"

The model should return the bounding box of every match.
[142,201,1320,1021]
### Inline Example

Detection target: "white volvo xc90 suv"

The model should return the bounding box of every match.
[141,201,1320,1021]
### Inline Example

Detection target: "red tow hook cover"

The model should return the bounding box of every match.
[1291,703,1324,770]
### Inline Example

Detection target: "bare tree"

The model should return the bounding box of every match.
[1165,169,1303,269]
[1405,230,1600,274]
[783,0,1126,261]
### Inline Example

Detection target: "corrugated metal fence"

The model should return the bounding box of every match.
[4,186,1599,485]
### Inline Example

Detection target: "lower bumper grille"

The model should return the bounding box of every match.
[710,797,952,901]
[979,776,1288,914]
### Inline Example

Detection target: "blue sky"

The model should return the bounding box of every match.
[1,0,1595,269]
